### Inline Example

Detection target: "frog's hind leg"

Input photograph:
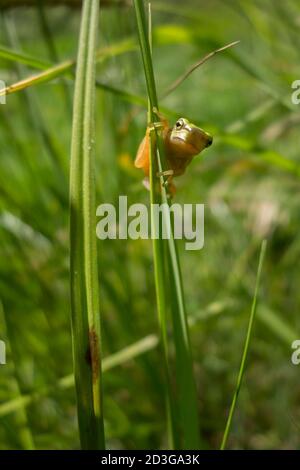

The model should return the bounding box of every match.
[165,179,176,197]
[135,132,150,176]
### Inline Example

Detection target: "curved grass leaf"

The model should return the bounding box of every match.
[220,240,267,450]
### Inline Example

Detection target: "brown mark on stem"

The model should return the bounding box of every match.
[85,328,100,384]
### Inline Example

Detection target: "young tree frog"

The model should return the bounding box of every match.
[135,116,213,194]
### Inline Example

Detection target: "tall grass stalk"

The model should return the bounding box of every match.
[133,0,200,449]
[220,240,267,450]
[147,5,177,449]
[69,0,105,449]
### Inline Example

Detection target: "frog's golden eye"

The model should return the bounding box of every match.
[175,119,184,130]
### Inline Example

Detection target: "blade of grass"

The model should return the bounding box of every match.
[257,305,296,347]
[0,38,136,97]
[96,80,148,107]
[220,239,267,450]
[161,40,240,98]
[0,59,74,97]
[133,0,200,449]
[147,4,178,449]
[69,0,105,449]
[137,0,178,449]
[0,44,51,68]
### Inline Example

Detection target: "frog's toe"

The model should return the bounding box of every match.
[156,169,174,177]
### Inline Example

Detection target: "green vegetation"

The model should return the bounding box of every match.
[0,0,299,450]
[69,0,105,449]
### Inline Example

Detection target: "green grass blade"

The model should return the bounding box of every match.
[134,0,178,449]
[0,59,73,98]
[149,131,179,450]
[0,44,51,69]
[0,38,136,97]
[133,0,200,449]
[220,239,267,450]
[257,305,296,347]
[69,0,105,449]
[166,237,201,449]
[146,4,178,449]
[161,40,240,98]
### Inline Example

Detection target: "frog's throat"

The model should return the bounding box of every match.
[171,135,202,154]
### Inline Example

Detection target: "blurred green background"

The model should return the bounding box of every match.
[0,0,300,449]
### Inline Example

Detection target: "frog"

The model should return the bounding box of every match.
[134,116,213,194]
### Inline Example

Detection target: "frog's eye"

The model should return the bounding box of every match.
[175,119,184,130]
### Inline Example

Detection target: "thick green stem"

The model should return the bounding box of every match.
[133,0,200,449]
[69,0,105,449]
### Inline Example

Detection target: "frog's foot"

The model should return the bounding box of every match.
[148,121,165,132]
[156,169,174,187]
[143,175,176,197]
[148,108,169,132]
[156,169,174,178]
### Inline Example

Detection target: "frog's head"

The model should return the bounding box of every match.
[169,118,213,156]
